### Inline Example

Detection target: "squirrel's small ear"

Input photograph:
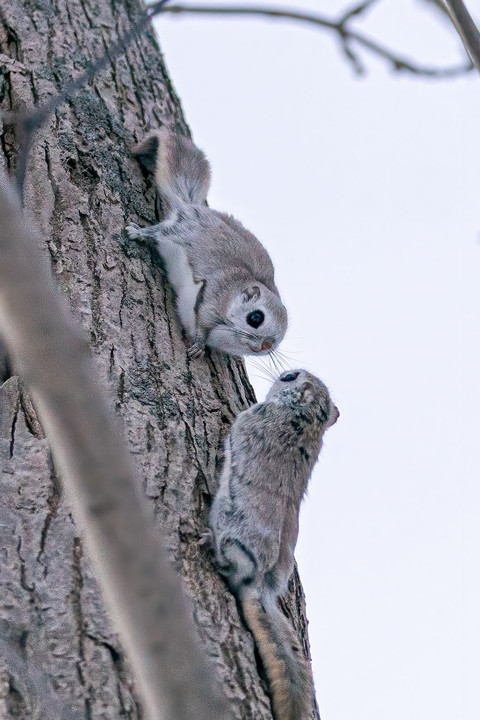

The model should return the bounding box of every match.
[242,285,260,302]
[301,382,316,404]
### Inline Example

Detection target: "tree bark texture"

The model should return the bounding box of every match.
[0,1,318,718]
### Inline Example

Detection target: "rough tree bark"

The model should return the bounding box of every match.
[0,1,318,718]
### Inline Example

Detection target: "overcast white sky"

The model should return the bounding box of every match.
[155,2,480,718]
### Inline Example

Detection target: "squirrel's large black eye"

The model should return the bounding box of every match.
[246,310,265,328]
[280,372,299,382]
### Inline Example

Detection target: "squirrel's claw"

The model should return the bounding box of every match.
[187,342,205,359]
[125,223,143,240]
[198,529,213,548]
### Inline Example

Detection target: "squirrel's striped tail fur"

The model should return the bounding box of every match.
[132,128,211,208]
[241,590,315,720]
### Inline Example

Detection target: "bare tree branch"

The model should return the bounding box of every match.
[338,0,379,24]
[160,2,474,77]
[0,173,230,720]
[444,0,480,71]
[3,0,474,206]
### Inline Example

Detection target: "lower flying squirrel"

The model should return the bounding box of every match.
[125,129,288,358]
[209,369,339,720]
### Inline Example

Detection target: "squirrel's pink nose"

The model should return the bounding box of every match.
[261,340,273,351]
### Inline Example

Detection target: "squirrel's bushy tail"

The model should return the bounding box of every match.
[241,591,315,720]
[132,128,211,207]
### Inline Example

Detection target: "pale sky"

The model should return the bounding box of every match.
[155,2,480,718]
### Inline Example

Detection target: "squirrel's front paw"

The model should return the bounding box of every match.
[187,342,205,360]
[198,529,213,549]
[125,223,143,240]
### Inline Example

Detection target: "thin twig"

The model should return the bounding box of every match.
[0,173,230,720]
[444,0,480,71]
[338,0,379,24]
[160,3,474,77]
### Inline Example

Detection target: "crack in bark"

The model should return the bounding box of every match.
[65,2,82,49]
[0,63,15,173]
[36,459,61,575]
[16,537,40,616]
[8,400,18,458]
[200,414,212,477]
[207,357,239,424]
[85,633,141,718]
[80,212,104,346]
[77,0,95,31]
[146,420,154,452]
[71,537,93,720]
[237,362,257,406]
[0,14,21,62]
[118,269,128,328]
[183,420,207,484]
[117,368,126,407]
[0,109,12,169]
[109,344,116,374]
[226,359,250,409]
[27,69,39,104]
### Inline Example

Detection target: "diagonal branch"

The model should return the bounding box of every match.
[160,3,474,77]
[444,0,480,71]
[0,172,229,720]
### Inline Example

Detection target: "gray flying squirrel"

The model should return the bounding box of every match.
[208,369,339,720]
[125,129,288,358]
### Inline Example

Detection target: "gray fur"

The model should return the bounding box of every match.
[126,129,288,358]
[209,369,339,720]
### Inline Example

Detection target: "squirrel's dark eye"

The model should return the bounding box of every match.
[280,372,299,382]
[246,310,264,328]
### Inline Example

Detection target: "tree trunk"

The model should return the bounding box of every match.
[0,1,318,718]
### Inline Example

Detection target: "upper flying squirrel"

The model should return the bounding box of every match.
[125,128,288,358]
[209,369,339,720]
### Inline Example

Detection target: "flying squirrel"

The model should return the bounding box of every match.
[208,369,339,720]
[125,128,288,358]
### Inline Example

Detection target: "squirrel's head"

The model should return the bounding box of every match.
[207,284,288,357]
[266,369,339,428]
